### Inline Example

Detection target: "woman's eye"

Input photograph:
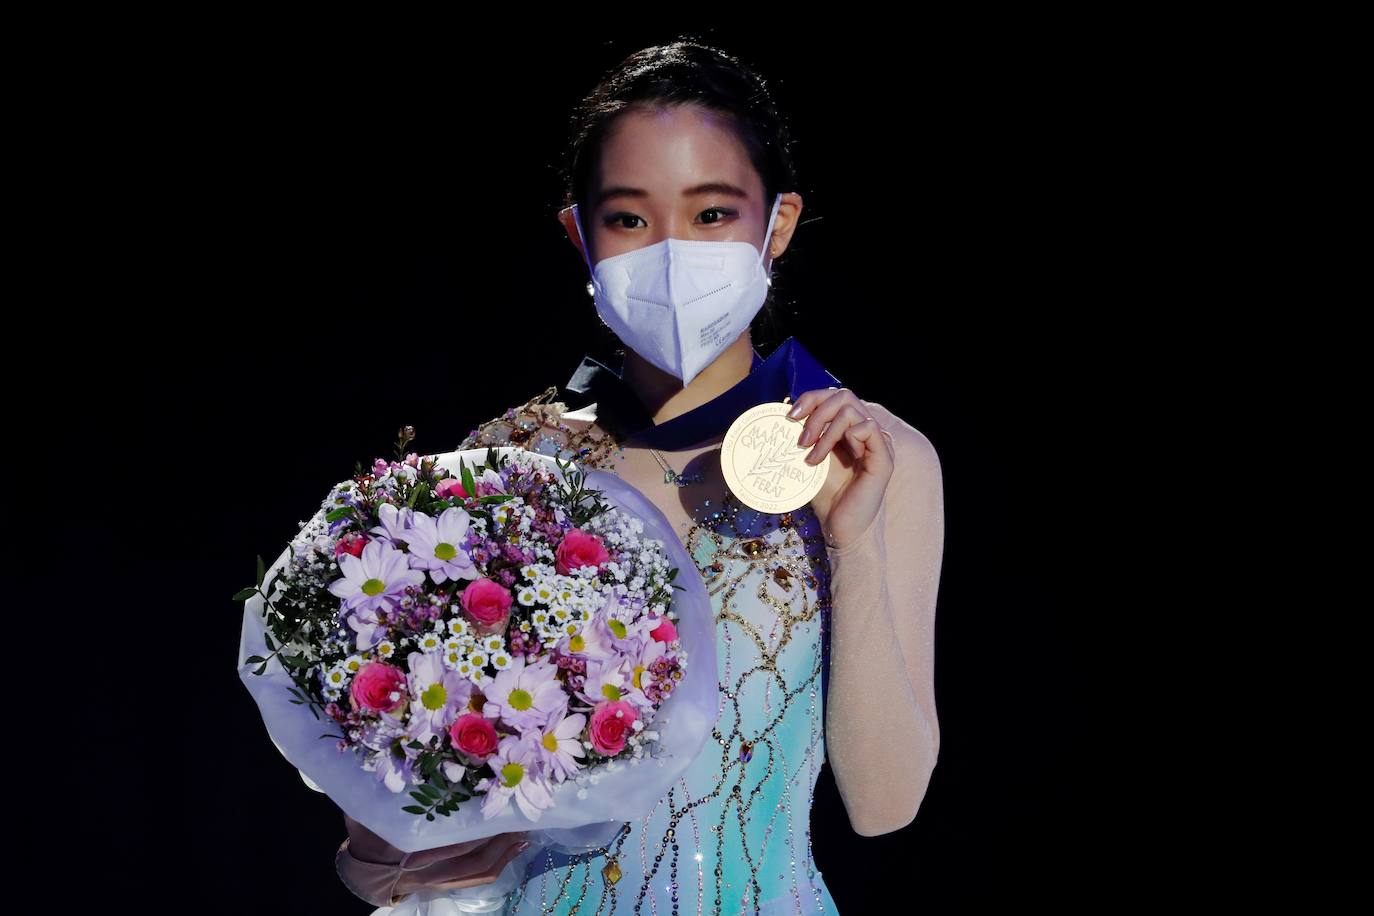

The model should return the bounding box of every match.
[602,208,737,230]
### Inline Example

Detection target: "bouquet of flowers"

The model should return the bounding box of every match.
[236,431,718,907]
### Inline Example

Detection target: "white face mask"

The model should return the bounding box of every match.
[571,192,784,388]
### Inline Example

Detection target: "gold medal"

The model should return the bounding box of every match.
[719,396,830,514]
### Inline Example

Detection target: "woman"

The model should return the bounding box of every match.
[334,38,943,914]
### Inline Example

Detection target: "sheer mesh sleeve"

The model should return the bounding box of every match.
[821,401,943,836]
[334,837,410,908]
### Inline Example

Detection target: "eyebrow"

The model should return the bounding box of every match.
[594,182,750,207]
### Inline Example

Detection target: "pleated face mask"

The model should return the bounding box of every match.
[571,192,784,388]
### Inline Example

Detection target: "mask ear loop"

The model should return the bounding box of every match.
[761,192,784,282]
[570,203,594,276]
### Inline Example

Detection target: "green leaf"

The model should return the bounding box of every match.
[461,461,476,501]
[256,555,266,587]
[326,506,352,522]
[233,587,258,602]
[407,481,428,508]
[402,805,428,815]
[246,655,265,664]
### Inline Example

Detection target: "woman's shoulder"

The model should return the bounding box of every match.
[457,385,619,468]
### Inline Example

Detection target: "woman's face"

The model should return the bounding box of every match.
[563,104,798,269]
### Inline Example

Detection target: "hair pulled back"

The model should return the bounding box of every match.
[561,37,800,354]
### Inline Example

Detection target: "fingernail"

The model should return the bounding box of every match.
[797,429,809,446]
[787,405,802,419]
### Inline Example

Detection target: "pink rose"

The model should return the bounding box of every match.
[460,577,513,636]
[588,699,639,756]
[449,712,499,760]
[436,477,477,500]
[334,532,368,560]
[649,616,678,643]
[556,528,611,576]
[349,661,408,714]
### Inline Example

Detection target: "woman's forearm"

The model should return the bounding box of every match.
[823,513,939,837]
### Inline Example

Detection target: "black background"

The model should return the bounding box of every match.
[75,21,1165,914]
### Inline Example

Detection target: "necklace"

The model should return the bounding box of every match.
[648,447,706,487]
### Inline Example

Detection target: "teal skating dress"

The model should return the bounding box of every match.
[465,343,844,915]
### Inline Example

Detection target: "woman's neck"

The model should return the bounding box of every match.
[622,333,755,428]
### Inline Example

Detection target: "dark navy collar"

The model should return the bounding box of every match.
[558,337,842,451]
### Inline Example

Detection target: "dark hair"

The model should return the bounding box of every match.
[561,37,801,357]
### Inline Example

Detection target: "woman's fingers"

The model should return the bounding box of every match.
[402,831,531,893]
[790,387,850,453]
[431,837,531,891]
[397,834,501,872]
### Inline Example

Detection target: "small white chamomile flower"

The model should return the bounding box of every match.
[447,617,469,638]
[490,651,513,670]
[416,631,445,653]
[518,586,538,607]
[374,640,396,658]
[342,654,365,674]
[482,635,504,653]
[323,666,349,689]
[465,649,489,669]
